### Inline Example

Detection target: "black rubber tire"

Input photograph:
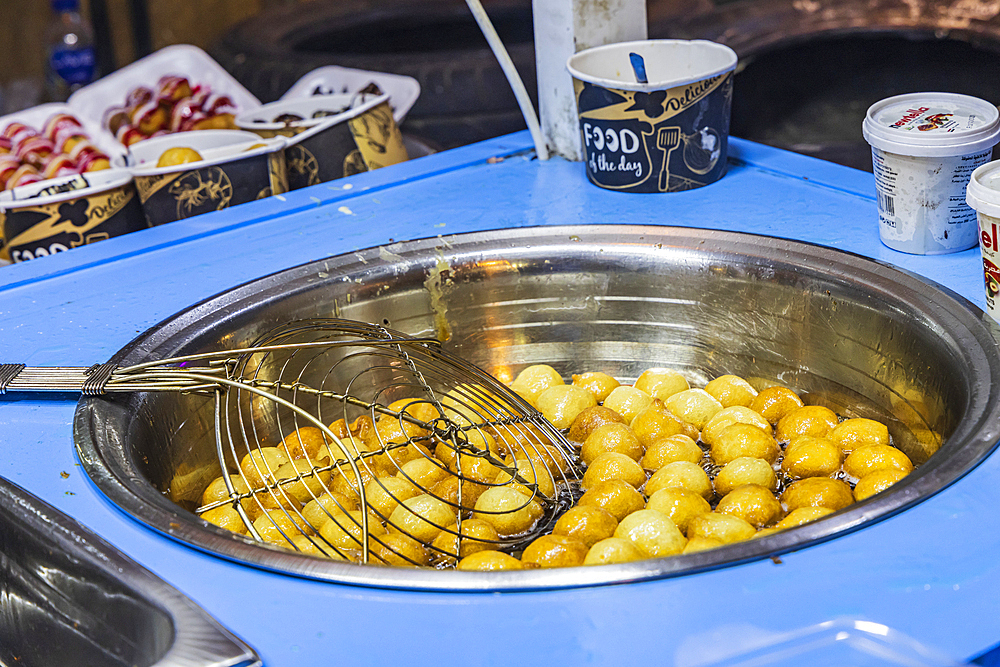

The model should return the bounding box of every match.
[211,0,536,147]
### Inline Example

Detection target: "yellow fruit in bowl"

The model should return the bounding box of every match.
[156,146,203,168]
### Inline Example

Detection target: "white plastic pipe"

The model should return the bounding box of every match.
[465,0,550,160]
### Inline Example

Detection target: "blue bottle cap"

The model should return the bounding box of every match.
[52,0,80,11]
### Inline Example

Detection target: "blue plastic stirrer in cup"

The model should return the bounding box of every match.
[629,52,648,84]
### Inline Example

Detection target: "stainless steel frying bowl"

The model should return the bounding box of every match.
[74,225,1000,591]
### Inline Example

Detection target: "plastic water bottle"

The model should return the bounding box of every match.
[45,0,97,101]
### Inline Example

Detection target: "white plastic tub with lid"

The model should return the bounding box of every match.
[863,92,1000,255]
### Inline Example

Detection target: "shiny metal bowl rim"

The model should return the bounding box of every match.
[74,224,1000,592]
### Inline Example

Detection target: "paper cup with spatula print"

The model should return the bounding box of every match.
[567,40,737,193]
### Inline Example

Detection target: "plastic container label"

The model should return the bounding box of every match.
[880,105,984,135]
[50,46,95,86]
[872,146,991,254]
[979,213,1000,321]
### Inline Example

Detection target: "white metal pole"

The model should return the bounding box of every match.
[532,0,648,160]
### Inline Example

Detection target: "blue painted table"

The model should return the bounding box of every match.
[1,133,996,666]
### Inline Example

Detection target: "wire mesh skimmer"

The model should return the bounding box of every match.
[0,319,579,567]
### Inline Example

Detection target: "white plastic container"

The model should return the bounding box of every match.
[966,160,1000,323]
[863,92,1000,255]
[279,66,420,123]
[67,44,260,142]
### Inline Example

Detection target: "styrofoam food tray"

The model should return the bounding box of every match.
[279,65,420,123]
[0,102,126,166]
[68,44,260,140]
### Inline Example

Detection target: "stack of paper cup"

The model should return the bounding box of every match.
[863,92,1000,255]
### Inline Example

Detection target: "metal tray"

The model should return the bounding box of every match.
[0,476,259,667]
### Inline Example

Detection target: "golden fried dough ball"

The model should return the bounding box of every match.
[704,375,758,408]
[365,476,421,520]
[687,512,756,543]
[776,405,840,442]
[201,473,250,508]
[781,436,842,480]
[710,424,780,466]
[644,487,711,533]
[775,506,834,529]
[494,456,556,498]
[715,457,777,496]
[349,413,376,439]
[634,368,690,401]
[319,509,385,550]
[275,459,333,504]
[397,457,450,493]
[750,386,804,424]
[457,550,524,570]
[683,536,724,554]
[602,386,655,423]
[615,509,687,557]
[665,389,724,430]
[582,452,647,490]
[201,506,247,534]
[568,406,627,442]
[289,535,344,559]
[781,477,854,512]
[641,434,703,470]
[854,468,908,501]
[451,451,504,486]
[583,537,646,565]
[572,371,621,402]
[716,484,782,528]
[509,364,564,406]
[536,384,598,430]
[473,487,543,537]
[429,475,486,511]
[279,426,331,461]
[243,488,301,522]
[157,146,202,167]
[389,494,457,543]
[552,505,619,547]
[581,423,644,465]
[431,519,500,564]
[702,406,772,447]
[386,398,439,425]
[328,463,377,498]
[253,508,312,546]
[372,441,434,474]
[326,418,352,440]
[371,532,431,567]
[494,425,571,475]
[630,403,695,447]
[522,534,590,568]
[240,447,288,489]
[843,444,913,480]
[373,412,428,447]
[578,479,646,521]
[302,491,357,528]
[828,418,890,454]
[327,419,371,459]
[644,461,713,500]
[435,427,496,468]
